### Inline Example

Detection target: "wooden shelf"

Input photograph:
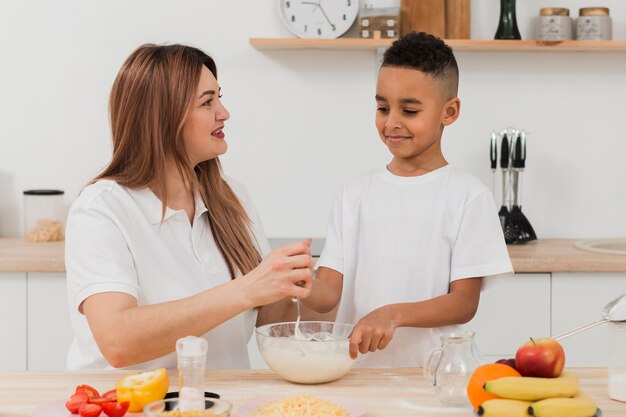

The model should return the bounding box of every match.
[250,38,626,52]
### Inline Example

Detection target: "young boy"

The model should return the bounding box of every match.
[302,32,513,367]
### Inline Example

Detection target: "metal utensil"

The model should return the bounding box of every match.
[490,132,498,198]
[553,294,626,341]
[508,131,537,243]
[498,133,511,231]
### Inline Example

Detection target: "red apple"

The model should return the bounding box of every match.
[515,337,565,378]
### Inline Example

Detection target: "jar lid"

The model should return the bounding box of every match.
[540,8,570,16]
[579,7,609,16]
[23,189,64,195]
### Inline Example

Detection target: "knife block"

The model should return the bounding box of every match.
[400,0,470,39]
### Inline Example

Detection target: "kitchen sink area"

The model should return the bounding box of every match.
[576,239,626,256]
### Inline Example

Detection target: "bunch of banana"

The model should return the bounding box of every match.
[477,372,598,417]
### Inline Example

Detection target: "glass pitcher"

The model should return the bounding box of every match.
[423,331,480,407]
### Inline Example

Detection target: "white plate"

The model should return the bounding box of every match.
[31,400,143,417]
[236,395,365,417]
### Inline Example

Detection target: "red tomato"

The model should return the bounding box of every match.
[78,402,102,417]
[102,401,129,417]
[101,389,117,402]
[88,397,112,406]
[65,392,89,414]
[75,384,100,399]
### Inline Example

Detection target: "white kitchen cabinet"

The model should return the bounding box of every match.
[0,273,27,371]
[552,272,626,367]
[27,272,73,370]
[467,273,551,362]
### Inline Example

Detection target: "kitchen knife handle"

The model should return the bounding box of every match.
[500,134,509,169]
[490,132,497,170]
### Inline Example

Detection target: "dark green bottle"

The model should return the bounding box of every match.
[495,0,521,40]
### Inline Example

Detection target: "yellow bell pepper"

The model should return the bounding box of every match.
[115,368,169,412]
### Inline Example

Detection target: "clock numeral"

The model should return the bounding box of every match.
[343,14,347,21]
[304,25,308,32]
[331,24,336,31]
[291,15,295,22]
[286,1,290,7]
[347,0,351,6]
[317,28,322,35]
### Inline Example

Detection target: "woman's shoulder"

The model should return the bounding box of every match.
[71,179,130,210]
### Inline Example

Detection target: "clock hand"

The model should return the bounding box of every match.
[301,1,318,6]
[317,2,336,31]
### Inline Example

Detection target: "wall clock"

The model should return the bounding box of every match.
[278,0,360,39]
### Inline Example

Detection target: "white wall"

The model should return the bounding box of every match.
[1,0,625,240]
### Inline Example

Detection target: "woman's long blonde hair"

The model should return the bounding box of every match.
[96,44,261,279]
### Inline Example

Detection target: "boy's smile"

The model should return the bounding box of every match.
[375,66,459,176]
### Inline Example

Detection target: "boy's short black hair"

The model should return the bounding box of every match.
[382,32,459,99]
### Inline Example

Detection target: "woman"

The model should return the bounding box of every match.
[65,44,312,370]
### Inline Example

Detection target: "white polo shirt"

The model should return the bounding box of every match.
[65,178,270,370]
[317,165,513,368]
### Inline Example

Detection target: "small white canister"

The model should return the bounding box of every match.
[538,8,573,41]
[577,7,612,40]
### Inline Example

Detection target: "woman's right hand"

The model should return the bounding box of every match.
[239,240,313,307]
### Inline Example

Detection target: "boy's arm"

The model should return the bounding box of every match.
[300,266,343,314]
[349,277,482,359]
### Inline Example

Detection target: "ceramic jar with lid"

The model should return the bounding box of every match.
[537,8,573,41]
[577,7,612,40]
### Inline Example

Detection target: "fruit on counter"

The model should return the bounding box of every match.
[65,384,129,417]
[529,391,598,417]
[515,338,565,378]
[75,385,100,400]
[467,363,522,411]
[115,367,169,412]
[484,371,579,401]
[78,402,102,417]
[477,398,532,417]
[101,401,130,417]
[496,358,518,371]
[66,392,90,413]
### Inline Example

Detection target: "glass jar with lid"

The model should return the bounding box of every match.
[23,189,65,242]
[537,8,573,41]
[577,7,612,40]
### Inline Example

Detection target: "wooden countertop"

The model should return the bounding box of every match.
[0,368,623,417]
[0,238,65,272]
[1,237,626,274]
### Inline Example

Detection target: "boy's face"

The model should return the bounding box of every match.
[375,66,459,168]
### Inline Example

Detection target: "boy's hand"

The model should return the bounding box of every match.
[349,305,397,359]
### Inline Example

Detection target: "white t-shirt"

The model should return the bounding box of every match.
[317,165,513,368]
[65,178,270,371]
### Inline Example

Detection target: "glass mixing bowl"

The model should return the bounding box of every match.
[255,321,356,384]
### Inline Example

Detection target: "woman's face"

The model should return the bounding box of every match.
[182,65,230,165]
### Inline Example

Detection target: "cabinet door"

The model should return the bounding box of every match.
[466,273,551,362]
[552,272,625,367]
[27,272,73,370]
[0,273,27,371]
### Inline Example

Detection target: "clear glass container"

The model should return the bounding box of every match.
[609,322,626,402]
[23,189,65,242]
[176,336,208,411]
[423,331,480,407]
